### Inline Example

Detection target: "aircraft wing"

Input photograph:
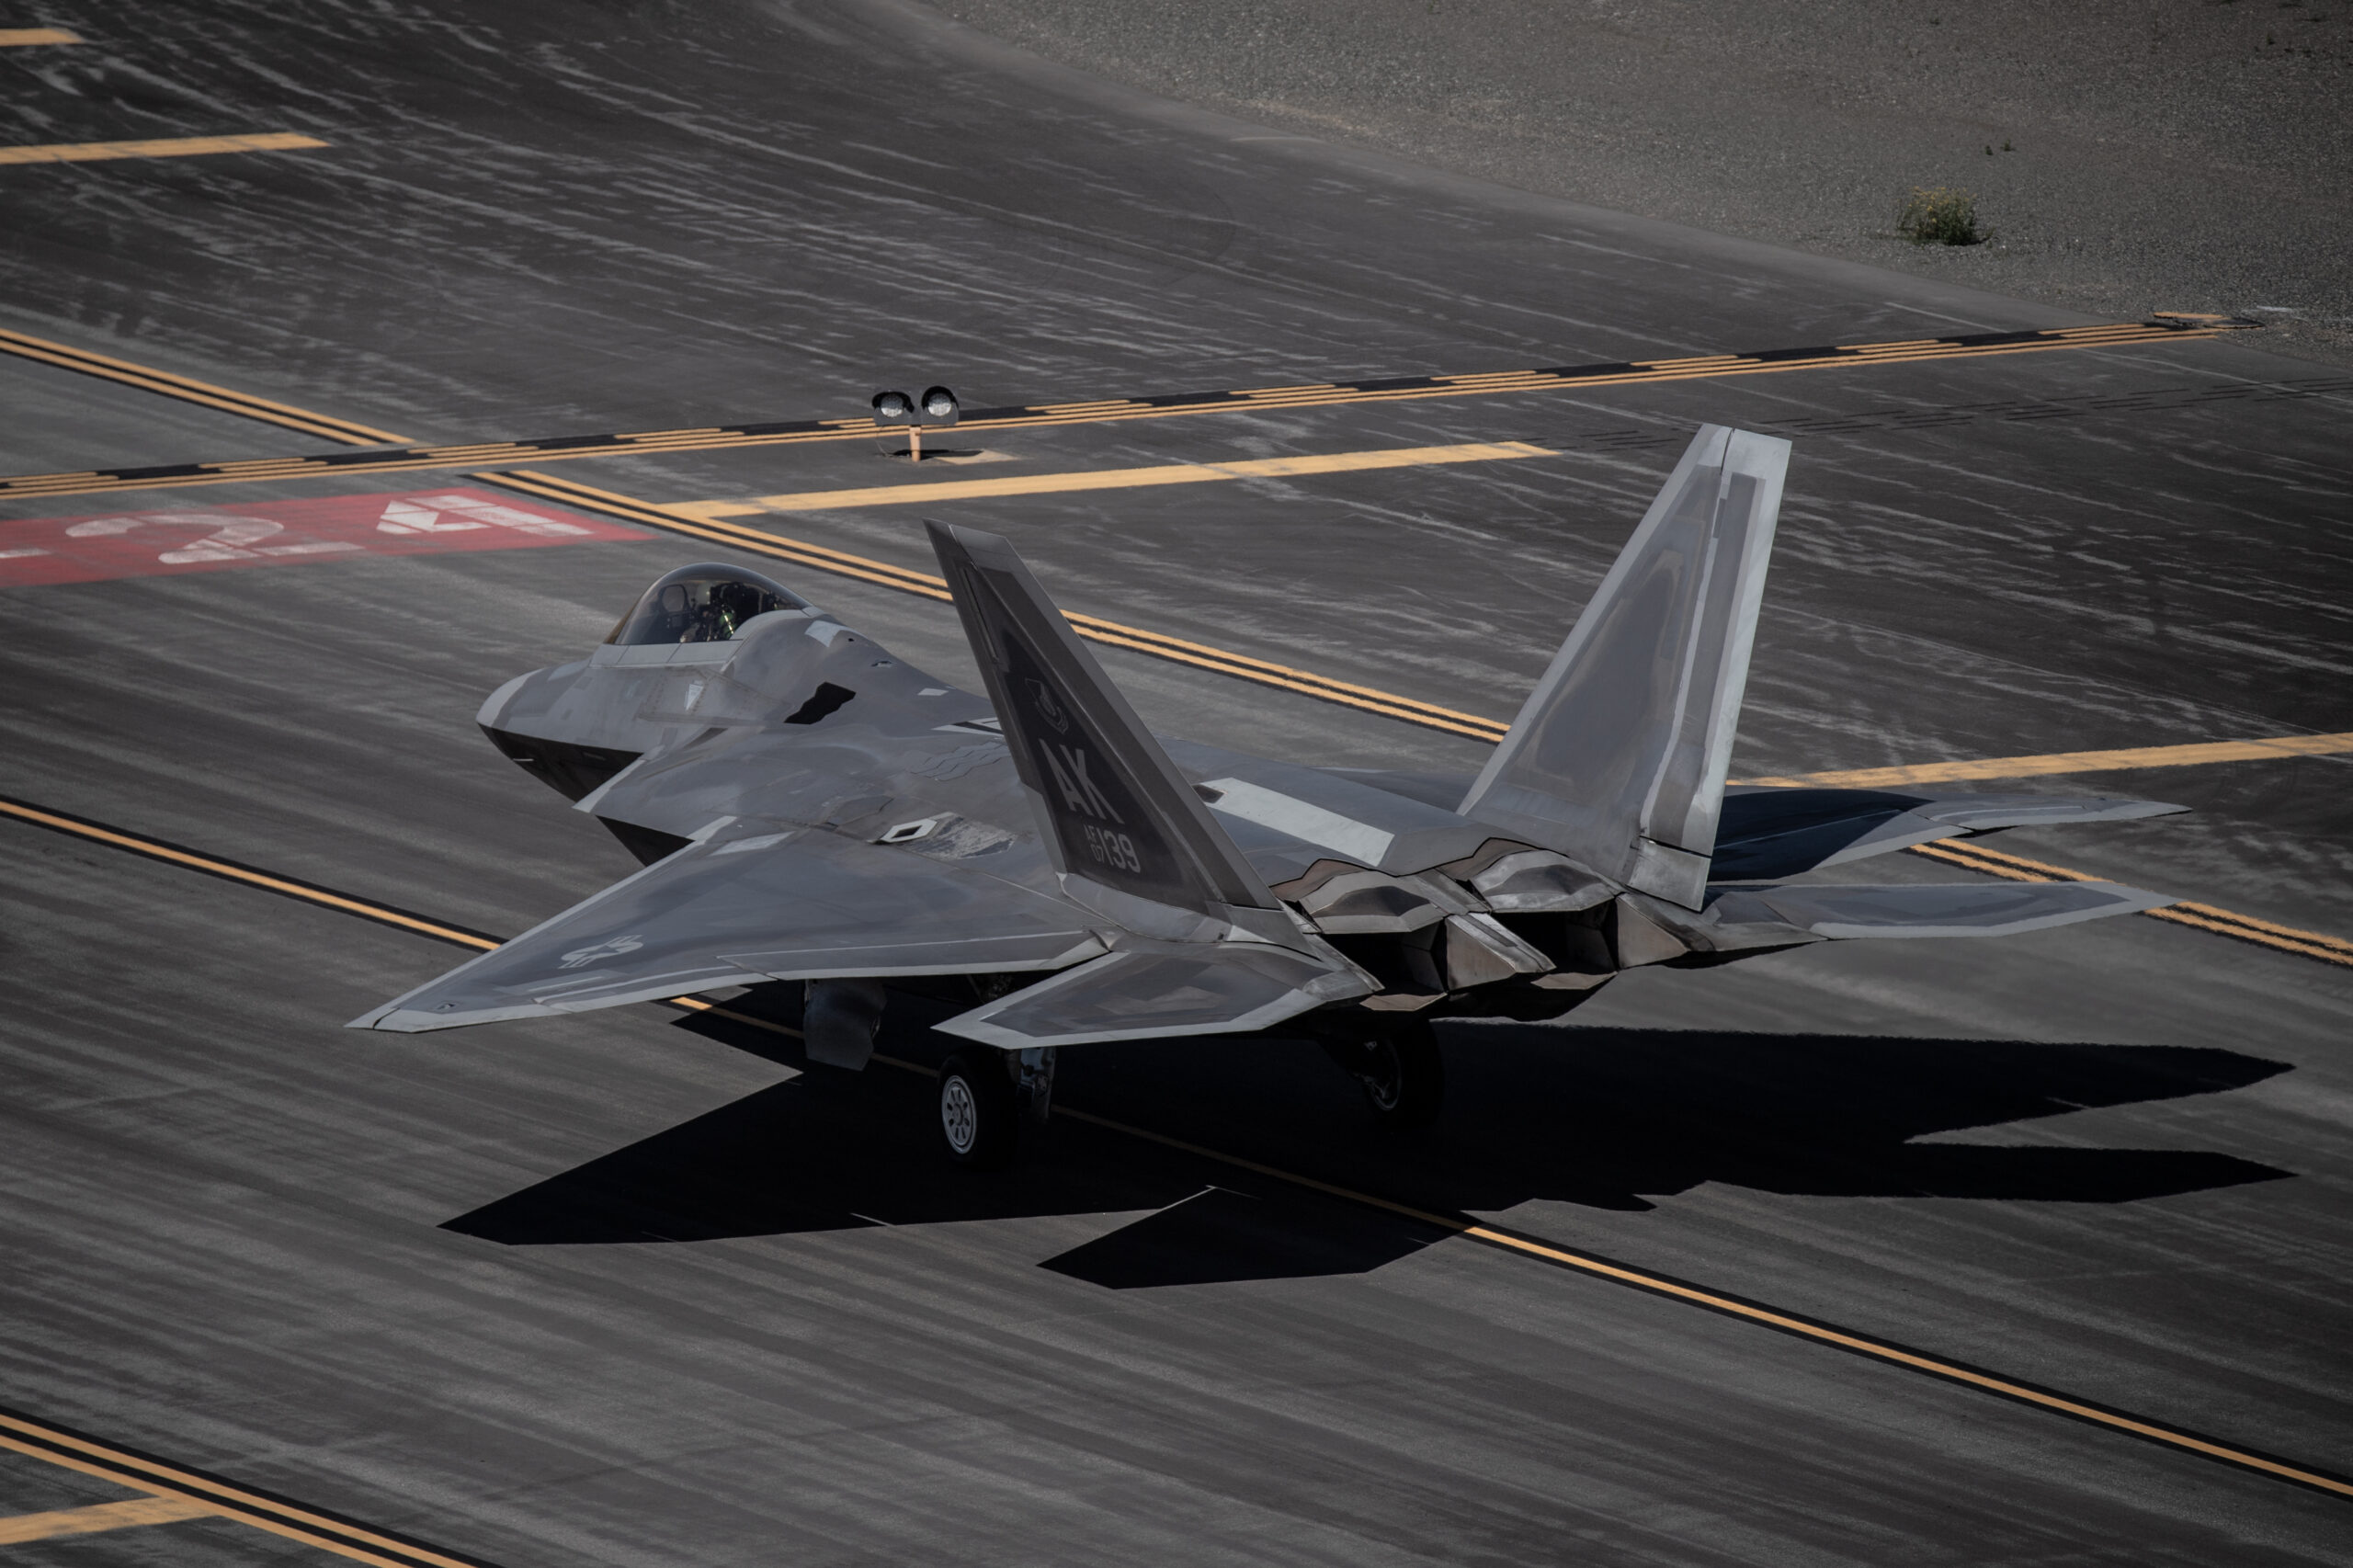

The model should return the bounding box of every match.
[348,827,1103,1033]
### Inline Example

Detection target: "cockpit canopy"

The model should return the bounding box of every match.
[606,563,813,645]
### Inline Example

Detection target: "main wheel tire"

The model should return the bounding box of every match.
[1350,1021,1445,1131]
[938,1049,1017,1167]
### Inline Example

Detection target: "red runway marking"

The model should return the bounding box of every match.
[0,487,645,587]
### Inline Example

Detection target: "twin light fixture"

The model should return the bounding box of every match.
[870,384,960,460]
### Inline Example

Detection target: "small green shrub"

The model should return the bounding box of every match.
[1896,186,1986,246]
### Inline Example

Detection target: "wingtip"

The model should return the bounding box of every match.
[2105,881,2179,915]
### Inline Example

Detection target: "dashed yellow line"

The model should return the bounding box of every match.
[0,26,79,45]
[1743,732,2353,789]
[0,131,328,166]
[672,440,1553,517]
[0,317,2252,503]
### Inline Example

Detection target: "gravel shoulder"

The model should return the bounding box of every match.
[930,0,2353,366]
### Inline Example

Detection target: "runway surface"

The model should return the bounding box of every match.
[2,3,2349,1562]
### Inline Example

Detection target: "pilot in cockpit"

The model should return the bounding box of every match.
[608,564,813,647]
[688,579,774,642]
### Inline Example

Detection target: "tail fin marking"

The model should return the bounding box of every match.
[925,520,1290,937]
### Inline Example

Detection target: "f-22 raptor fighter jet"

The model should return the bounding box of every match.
[353,426,2182,1165]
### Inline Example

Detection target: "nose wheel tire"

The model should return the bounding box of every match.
[938,1049,1017,1167]
[1332,1020,1444,1130]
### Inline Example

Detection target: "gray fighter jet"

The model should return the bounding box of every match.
[352,426,2182,1165]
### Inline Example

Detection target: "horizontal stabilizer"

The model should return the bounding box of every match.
[1711,787,2188,881]
[1706,880,2172,939]
[936,945,1365,1049]
[349,827,1101,1033]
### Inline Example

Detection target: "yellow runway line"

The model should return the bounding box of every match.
[0,26,79,45]
[670,440,1551,517]
[1742,731,2353,788]
[0,131,328,165]
[0,1413,500,1567]
[0,324,405,443]
[0,796,495,949]
[0,1496,219,1544]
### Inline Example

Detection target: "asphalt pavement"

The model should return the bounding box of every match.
[1,3,2349,1564]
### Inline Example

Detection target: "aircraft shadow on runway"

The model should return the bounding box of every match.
[440,994,2293,1290]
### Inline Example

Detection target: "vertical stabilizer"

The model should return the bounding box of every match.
[926,520,1300,943]
[1458,426,1789,909]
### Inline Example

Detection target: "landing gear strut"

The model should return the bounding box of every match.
[1322,1018,1445,1130]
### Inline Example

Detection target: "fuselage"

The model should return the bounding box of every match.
[477,577,1640,1020]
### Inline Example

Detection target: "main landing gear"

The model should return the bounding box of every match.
[1321,1018,1445,1130]
[937,1046,1054,1167]
[935,1021,1441,1167]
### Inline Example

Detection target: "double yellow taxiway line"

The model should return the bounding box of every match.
[1,793,2347,1505]
[0,1404,499,1564]
[6,326,2343,970]
[0,325,405,446]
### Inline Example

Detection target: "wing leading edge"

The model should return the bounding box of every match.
[348,827,1103,1034]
